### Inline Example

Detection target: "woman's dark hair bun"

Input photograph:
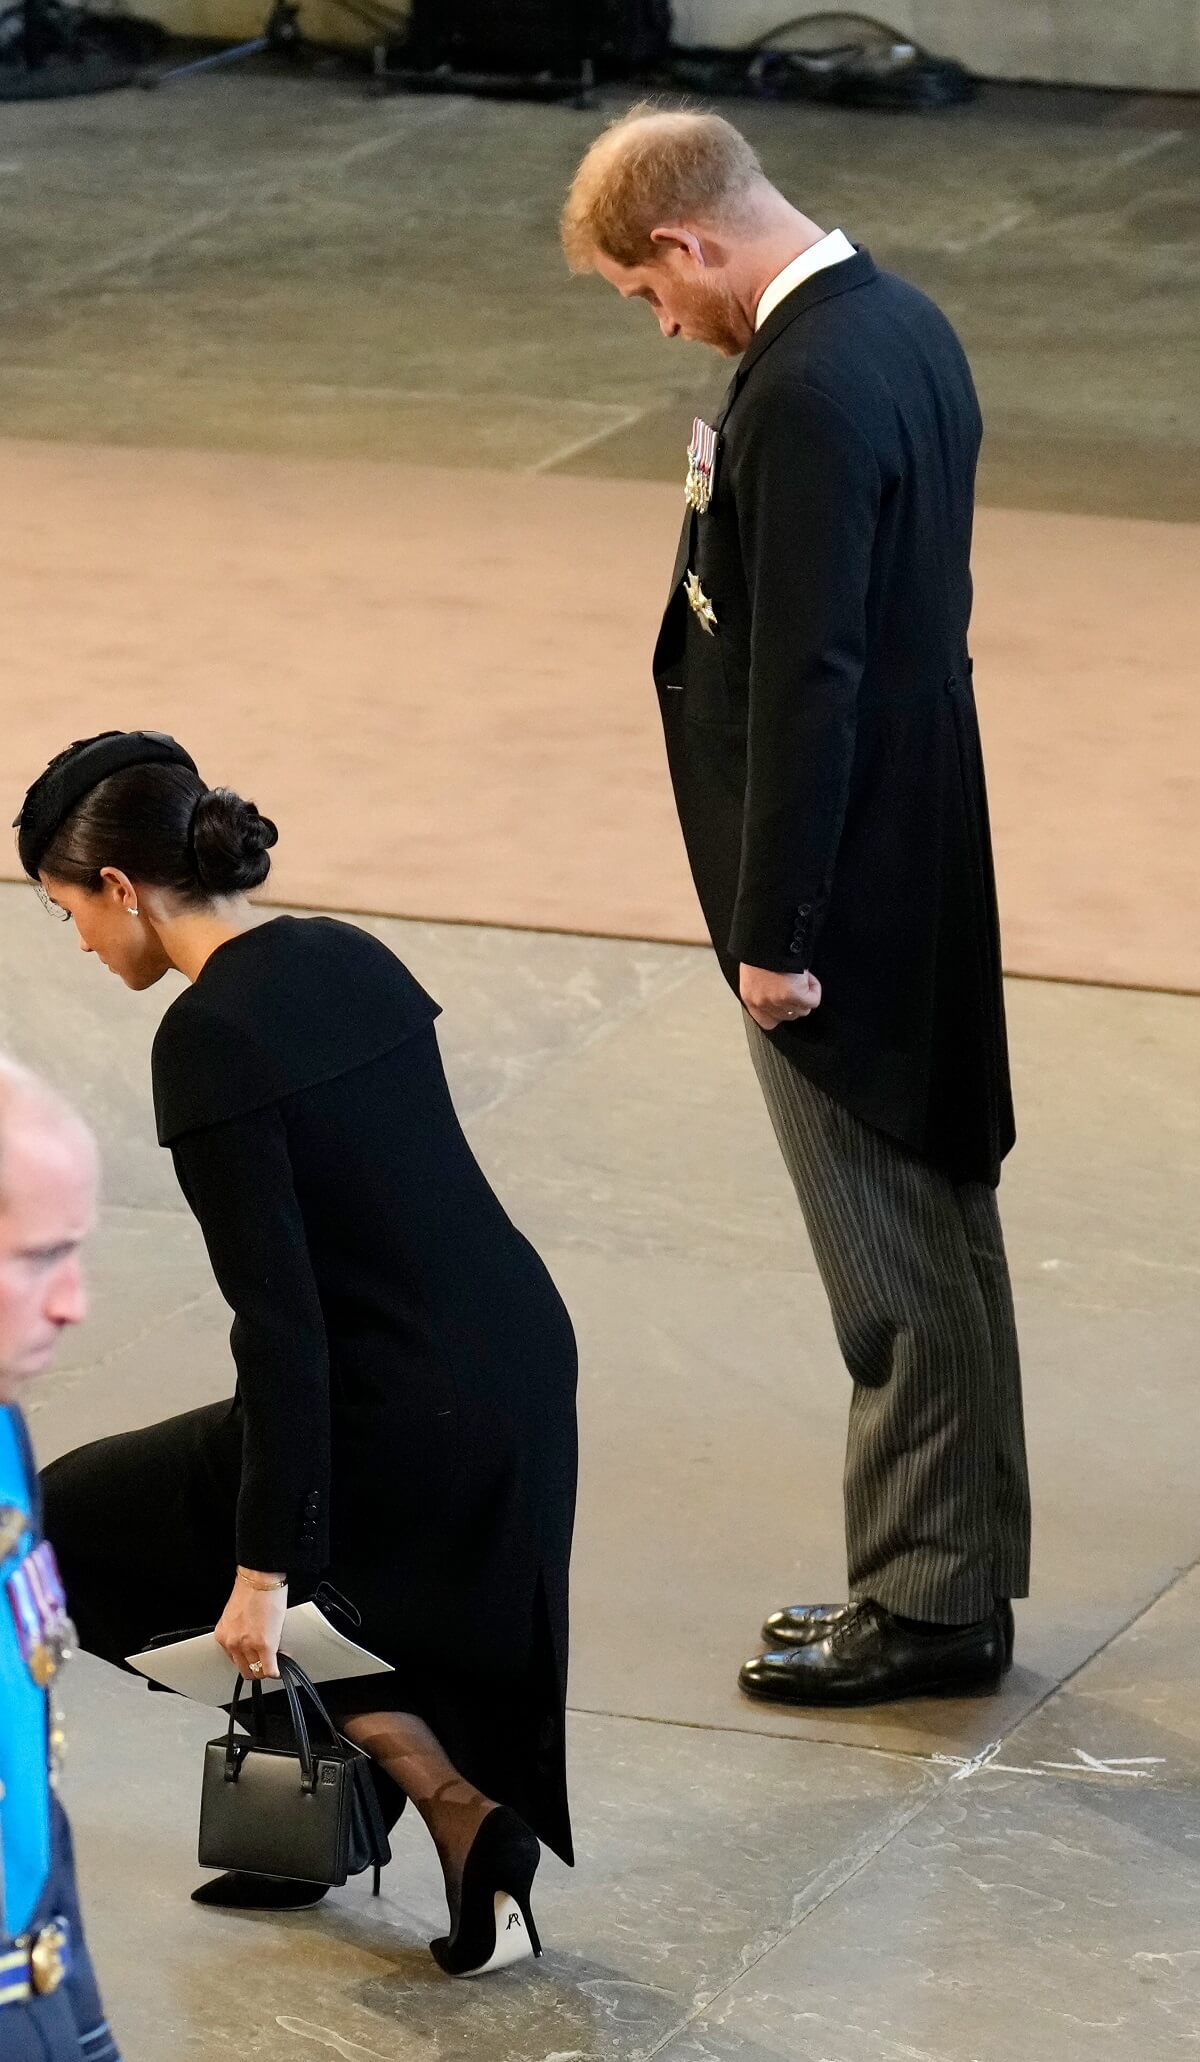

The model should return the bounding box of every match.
[190,787,278,895]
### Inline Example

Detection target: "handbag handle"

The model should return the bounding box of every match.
[225,1656,315,1792]
[275,1653,345,1749]
[224,1653,345,1794]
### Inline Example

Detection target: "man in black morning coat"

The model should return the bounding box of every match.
[563,109,1031,1704]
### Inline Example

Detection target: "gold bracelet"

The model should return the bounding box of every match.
[236,1570,288,1592]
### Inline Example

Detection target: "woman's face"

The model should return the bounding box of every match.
[40,873,173,991]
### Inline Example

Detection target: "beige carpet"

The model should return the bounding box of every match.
[4,438,1196,993]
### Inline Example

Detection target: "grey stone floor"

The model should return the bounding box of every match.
[3,884,1198,2061]
[2,67,1198,2062]
[0,76,1197,518]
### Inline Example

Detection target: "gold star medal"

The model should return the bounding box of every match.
[685,569,718,635]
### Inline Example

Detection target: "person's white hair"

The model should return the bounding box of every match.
[0,1052,94,1210]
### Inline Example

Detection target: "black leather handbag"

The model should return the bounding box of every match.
[199,1653,391,1892]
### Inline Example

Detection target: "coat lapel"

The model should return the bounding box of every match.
[666,510,693,603]
[659,250,874,618]
[713,368,741,437]
[726,248,878,409]
[665,369,740,602]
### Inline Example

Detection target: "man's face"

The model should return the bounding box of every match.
[593,243,752,358]
[0,1118,97,1400]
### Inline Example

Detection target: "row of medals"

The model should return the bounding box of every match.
[0,1506,72,1787]
[684,450,718,634]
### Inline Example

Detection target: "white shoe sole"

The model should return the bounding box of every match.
[459,1894,536,1977]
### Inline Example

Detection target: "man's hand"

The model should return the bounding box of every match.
[740,964,822,1031]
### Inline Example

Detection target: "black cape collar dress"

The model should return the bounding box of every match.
[149,915,577,1866]
[153,914,441,1146]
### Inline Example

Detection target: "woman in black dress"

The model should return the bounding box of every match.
[15,730,578,1977]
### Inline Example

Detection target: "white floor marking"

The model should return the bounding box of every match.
[276,2020,393,2062]
[931,1743,1166,1782]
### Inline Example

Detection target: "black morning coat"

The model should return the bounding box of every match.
[151,917,578,1862]
[653,249,1015,1186]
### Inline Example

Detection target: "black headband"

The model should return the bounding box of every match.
[13,730,200,879]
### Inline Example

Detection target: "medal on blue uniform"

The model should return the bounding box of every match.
[6,1539,73,1690]
[0,1504,25,1563]
[684,417,718,514]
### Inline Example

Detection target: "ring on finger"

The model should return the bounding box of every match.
[248,1660,264,1677]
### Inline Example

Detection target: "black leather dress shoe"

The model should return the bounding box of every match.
[762,1597,1015,1669]
[739,1599,1007,1707]
[760,1601,854,1647]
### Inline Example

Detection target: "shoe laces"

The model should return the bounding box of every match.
[829,1600,875,1648]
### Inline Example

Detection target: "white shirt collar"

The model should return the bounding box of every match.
[754,230,857,332]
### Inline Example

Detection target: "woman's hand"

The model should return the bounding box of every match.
[214,1571,288,1681]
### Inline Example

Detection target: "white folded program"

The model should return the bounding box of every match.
[126,1599,391,1709]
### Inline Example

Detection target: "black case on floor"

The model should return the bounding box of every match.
[406,1,596,72]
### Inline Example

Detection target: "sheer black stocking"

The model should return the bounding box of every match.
[343,1711,495,1911]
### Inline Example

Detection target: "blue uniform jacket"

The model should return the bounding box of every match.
[1,1405,119,2062]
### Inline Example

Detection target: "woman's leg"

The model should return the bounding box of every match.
[342,1711,497,1909]
[42,1401,238,1663]
[343,1711,542,1974]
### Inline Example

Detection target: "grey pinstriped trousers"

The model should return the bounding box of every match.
[746,1019,1031,1624]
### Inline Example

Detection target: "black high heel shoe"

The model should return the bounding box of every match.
[191,1872,329,1911]
[430,1806,543,1977]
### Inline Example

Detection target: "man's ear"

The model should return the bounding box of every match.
[650,225,705,267]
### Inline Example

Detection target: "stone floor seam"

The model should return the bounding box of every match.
[562,1701,953,1780]
[0,100,472,320]
[638,1789,942,2062]
[940,125,1184,255]
[1002,965,1198,1002]
[532,403,654,475]
[569,1549,1200,1786]
[0,366,658,421]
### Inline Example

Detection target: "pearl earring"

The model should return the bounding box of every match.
[128,906,139,919]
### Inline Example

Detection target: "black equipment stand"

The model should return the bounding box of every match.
[141,0,300,86]
[139,0,406,90]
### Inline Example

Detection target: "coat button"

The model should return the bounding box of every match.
[944,673,958,694]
